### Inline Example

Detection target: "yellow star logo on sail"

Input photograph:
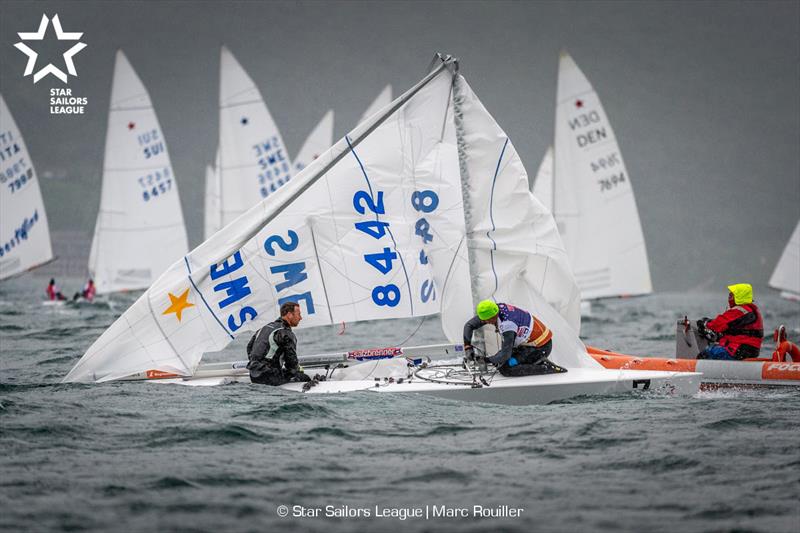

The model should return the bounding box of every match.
[162,288,195,322]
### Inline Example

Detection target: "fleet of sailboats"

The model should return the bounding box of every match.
[533,52,652,310]
[0,94,54,281]
[2,47,790,400]
[88,50,189,295]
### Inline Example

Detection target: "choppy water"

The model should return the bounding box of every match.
[1,276,799,532]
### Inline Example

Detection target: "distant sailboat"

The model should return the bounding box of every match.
[218,46,292,227]
[293,110,334,173]
[533,51,652,309]
[203,158,221,241]
[0,94,54,280]
[359,85,392,124]
[88,50,189,294]
[769,220,800,301]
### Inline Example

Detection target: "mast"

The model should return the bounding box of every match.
[449,57,487,349]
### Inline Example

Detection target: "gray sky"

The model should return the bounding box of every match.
[1,0,798,292]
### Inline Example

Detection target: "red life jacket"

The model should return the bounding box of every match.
[707,302,763,359]
[46,284,57,300]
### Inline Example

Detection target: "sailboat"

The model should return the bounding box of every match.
[0,94,54,281]
[65,54,698,404]
[769,220,800,301]
[532,52,652,314]
[358,85,392,124]
[88,51,189,295]
[203,160,222,241]
[218,46,292,227]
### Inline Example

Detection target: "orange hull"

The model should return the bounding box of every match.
[588,346,800,386]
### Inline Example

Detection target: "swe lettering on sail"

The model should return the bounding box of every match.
[210,251,258,332]
[264,230,315,313]
[253,136,290,199]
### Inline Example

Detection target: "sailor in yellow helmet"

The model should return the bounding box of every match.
[696,283,764,360]
[463,300,564,376]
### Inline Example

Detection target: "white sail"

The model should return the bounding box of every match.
[203,159,222,240]
[531,146,554,211]
[551,51,652,300]
[359,85,392,124]
[769,220,800,300]
[0,94,54,280]
[441,75,585,363]
[88,51,188,294]
[219,46,292,226]
[293,110,334,173]
[65,57,593,383]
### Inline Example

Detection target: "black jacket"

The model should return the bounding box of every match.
[246,318,300,378]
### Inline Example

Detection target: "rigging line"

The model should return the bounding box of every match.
[394,315,428,347]
[346,135,414,316]
[308,221,334,324]
[439,236,466,300]
[487,138,509,297]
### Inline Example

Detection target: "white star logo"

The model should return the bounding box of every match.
[14,14,87,84]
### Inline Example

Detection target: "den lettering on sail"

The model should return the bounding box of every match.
[49,88,87,114]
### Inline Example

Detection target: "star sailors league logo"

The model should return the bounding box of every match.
[14,14,87,84]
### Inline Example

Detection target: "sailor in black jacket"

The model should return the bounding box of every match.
[246,301,311,385]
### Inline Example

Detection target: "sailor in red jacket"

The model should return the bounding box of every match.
[697,283,763,360]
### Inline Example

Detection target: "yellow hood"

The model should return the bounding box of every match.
[727,283,753,305]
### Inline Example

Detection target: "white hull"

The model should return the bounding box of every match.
[279,368,700,405]
[148,358,700,405]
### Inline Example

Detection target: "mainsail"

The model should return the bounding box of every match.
[769,220,800,300]
[219,46,292,226]
[88,50,189,294]
[0,94,54,280]
[545,51,652,300]
[293,110,334,173]
[65,55,593,383]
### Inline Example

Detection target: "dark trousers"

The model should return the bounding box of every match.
[249,367,311,386]
[498,340,555,377]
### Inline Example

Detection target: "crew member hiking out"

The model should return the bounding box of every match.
[246,301,311,385]
[463,300,565,376]
[46,279,66,301]
[697,283,764,360]
[73,278,96,302]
